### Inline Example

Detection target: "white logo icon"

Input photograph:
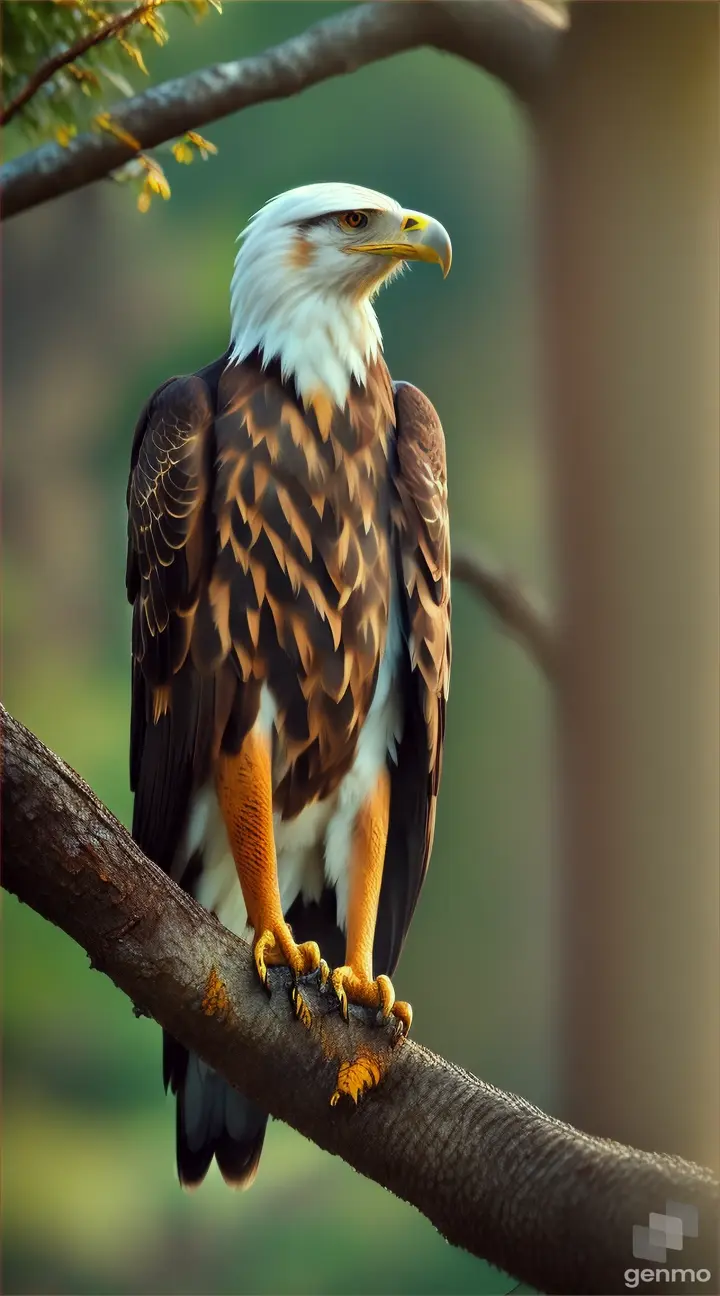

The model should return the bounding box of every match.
[632,1200,699,1262]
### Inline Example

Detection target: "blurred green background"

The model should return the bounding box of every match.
[2,4,552,1293]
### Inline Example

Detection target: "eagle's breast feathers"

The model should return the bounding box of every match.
[128,354,449,845]
[209,355,397,815]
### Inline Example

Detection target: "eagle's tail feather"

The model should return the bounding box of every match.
[167,1037,267,1190]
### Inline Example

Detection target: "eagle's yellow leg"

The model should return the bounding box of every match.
[331,768,413,1039]
[216,729,321,990]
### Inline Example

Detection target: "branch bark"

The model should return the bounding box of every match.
[2,703,717,1296]
[0,0,562,221]
[453,545,559,682]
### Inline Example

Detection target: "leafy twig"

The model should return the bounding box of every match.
[1,0,163,128]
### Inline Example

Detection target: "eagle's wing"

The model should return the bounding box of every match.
[126,368,219,874]
[128,360,283,1190]
[374,381,451,978]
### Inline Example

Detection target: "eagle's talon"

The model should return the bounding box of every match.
[375,974,395,1020]
[254,929,275,994]
[334,981,349,1022]
[391,1000,412,1040]
[389,1017,404,1046]
[253,926,322,992]
[300,940,322,976]
[290,985,313,1030]
[330,966,409,1035]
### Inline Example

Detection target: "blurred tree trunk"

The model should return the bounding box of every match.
[538,2,719,1170]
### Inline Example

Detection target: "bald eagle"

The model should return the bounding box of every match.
[127,183,452,1188]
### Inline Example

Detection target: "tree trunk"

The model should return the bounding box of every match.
[539,1,720,1170]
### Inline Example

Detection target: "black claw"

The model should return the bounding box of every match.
[289,985,312,1028]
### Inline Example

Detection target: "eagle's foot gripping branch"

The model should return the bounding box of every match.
[330,966,412,1039]
[290,959,330,1029]
[253,925,322,993]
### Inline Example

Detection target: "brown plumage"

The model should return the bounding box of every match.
[129,351,402,800]
[126,183,452,1189]
[128,348,448,836]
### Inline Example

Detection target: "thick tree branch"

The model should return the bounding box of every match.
[453,545,559,682]
[0,1,562,221]
[0,0,160,128]
[2,704,717,1295]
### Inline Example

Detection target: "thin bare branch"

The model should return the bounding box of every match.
[453,544,559,682]
[2,704,717,1295]
[0,1,561,221]
[1,0,161,128]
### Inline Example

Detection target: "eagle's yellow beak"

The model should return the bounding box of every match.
[352,211,452,278]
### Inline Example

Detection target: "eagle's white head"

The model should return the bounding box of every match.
[230,182,451,408]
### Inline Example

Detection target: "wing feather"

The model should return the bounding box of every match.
[374,381,451,977]
[127,364,222,872]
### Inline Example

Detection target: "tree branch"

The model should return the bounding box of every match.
[0,1,562,221]
[0,0,160,128]
[2,704,717,1295]
[453,545,560,682]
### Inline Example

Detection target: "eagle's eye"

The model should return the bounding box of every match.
[339,211,368,231]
